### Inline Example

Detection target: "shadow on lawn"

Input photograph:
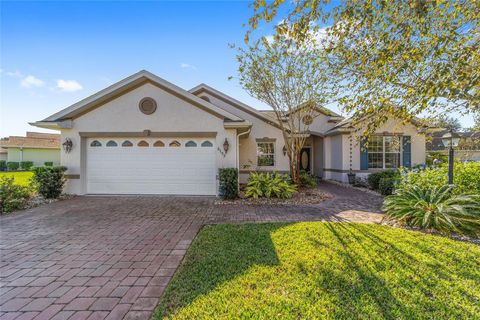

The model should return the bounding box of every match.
[324,223,479,319]
[154,223,284,318]
[156,222,479,319]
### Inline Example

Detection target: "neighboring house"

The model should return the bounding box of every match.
[31,70,428,195]
[427,130,480,162]
[0,148,7,162]
[0,132,60,166]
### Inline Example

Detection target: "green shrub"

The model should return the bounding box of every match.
[378,177,397,195]
[32,166,67,199]
[399,162,480,195]
[367,170,399,191]
[245,172,297,199]
[7,162,19,171]
[299,170,317,188]
[426,152,448,166]
[20,161,34,170]
[44,162,53,167]
[0,177,32,213]
[383,185,480,236]
[219,168,238,200]
[0,160,6,171]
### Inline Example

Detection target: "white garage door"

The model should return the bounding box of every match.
[86,138,217,195]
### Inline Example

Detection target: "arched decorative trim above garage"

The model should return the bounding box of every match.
[90,140,102,147]
[185,141,197,147]
[169,140,181,147]
[153,140,165,147]
[137,140,149,147]
[106,140,118,147]
[201,141,213,147]
[122,140,133,147]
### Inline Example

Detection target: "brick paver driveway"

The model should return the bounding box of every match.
[0,182,382,319]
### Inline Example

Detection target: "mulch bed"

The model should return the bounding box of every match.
[381,219,480,245]
[24,194,74,210]
[215,188,332,206]
[1,194,74,215]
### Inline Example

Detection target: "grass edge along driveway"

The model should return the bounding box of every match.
[154,222,480,320]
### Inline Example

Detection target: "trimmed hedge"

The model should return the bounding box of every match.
[20,161,34,170]
[7,162,19,171]
[219,168,238,200]
[44,162,53,167]
[32,166,67,199]
[0,160,6,171]
[367,170,399,191]
[379,177,397,195]
[398,162,480,195]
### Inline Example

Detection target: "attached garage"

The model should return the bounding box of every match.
[86,138,217,195]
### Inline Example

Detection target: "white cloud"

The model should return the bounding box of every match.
[56,79,83,92]
[6,70,23,78]
[180,63,197,70]
[21,75,45,88]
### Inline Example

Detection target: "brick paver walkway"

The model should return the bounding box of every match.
[0,182,383,319]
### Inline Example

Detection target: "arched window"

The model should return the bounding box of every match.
[153,140,165,147]
[169,140,181,147]
[137,140,149,147]
[122,140,133,147]
[201,141,213,147]
[90,140,102,147]
[200,96,210,102]
[185,141,197,147]
[106,140,118,147]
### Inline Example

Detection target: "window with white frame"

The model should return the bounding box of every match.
[368,136,401,169]
[257,142,275,167]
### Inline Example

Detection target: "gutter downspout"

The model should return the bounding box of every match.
[236,127,251,191]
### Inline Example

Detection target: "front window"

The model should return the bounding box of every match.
[368,136,401,169]
[257,142,275,167]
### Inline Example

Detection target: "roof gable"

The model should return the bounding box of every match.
[40,70,243,123]
[189,84,281,129]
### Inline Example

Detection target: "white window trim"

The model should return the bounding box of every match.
[256,141,276,167]
[368,136,403,169]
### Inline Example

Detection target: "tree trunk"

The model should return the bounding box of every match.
[290,148,301,185]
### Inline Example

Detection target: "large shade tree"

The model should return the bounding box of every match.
[246,0,479,136]
[235,35,336,183]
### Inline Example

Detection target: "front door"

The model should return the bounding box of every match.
[299,148,311,173]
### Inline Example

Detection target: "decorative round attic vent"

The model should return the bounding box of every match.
[302,115,313,125]
[139,97,157,115]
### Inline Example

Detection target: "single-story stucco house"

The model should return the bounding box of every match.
[31,70,428,195]
[0,132,60,166]
[427,130,480,162]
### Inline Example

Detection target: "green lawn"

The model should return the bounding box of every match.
[0,171,33,186]
[154,222,480,320]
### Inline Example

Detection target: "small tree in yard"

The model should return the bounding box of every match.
[235,35,336,183]
[246,0,479,136]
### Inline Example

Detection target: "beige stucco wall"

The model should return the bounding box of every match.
[198,93,291,183]
[299,112,337,133]
[60,83,237,194]
[6,148,60,166]
[324,118,427,182]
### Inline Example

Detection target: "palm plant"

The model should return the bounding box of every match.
[245,172,297,199]
[382,185,480,236]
